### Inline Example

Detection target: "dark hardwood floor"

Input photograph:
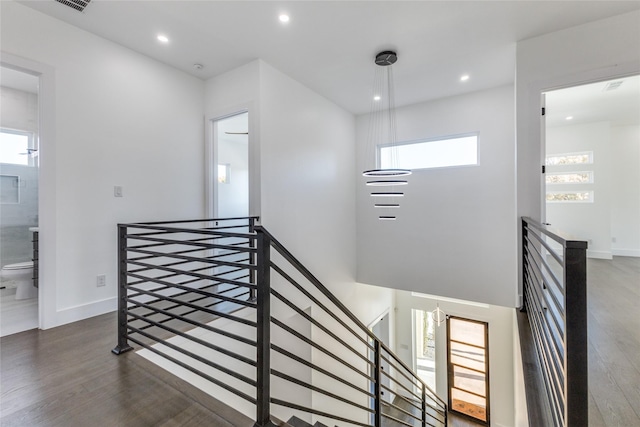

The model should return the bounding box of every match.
[0,312,253,427]
[586,256,640,427]
[1,256,637,426]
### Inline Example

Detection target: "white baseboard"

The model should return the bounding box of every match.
[612,249,640,257]
[49,297,117,329]
[587,250,613,260]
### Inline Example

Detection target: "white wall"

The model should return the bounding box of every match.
[515,10,640,300]
[516,10,640,227]
[204,60,261,218]
[357,85,517,308]
[611,125,640,256]
[1,1,205,328]
[546,122,612,259]
[205,59,394,325]
[395,291,516,427]
[203,59,397,423]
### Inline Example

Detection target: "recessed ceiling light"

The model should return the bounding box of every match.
[566,116,574,120]
[373,95,381,101]
[460,75,470,82]
[279,14,290,23]
[157,34,169,43]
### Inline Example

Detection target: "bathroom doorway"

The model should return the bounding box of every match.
[0,65,40,336]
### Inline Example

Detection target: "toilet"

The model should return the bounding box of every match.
[1,261,37,300]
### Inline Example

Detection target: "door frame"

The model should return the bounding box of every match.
[446,315,490,425]
[205,102,259,220]
[539,70,639,222]
[1,52,55,330]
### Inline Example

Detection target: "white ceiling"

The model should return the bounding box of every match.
[546,75,640,127]
[18,0,640,114]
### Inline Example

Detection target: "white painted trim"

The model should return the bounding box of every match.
[612,249,640,257]
[367,307,391,330]
[1,51,56,330]
[205,102,259,219]
[587,250,612,260]
[54,297,117,327]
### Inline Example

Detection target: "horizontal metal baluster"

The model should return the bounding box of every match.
[270,344,374,398]
[271,288,372,366]
[127,312,257,369]
[270,399,372,427]
[271,262,374,351]
[127,335,257,404]
[271,369,374,413]
[271,317,371,381]
[126,298,255,346]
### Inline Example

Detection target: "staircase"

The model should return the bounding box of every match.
[112,217,447,427]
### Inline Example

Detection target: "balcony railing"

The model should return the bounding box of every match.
[521,217,588,427]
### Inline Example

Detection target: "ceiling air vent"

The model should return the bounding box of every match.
[54,0,92,13]
[603,80,624,91]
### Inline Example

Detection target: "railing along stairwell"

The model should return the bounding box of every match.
[520,217,588,427]
[112,217,447,427]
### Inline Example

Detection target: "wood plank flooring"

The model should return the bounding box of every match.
[1,256,637,426]
[586,256,640,427]
[0,312,254,427]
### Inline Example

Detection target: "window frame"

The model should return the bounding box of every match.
[377,132,480,171]
[0,127,36,166]
[545,151,593,166]
[545,171,594,185]
[546,191,594,203]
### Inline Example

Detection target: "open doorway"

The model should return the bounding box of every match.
[209,111,249,219]
[369,311,392,420]
[0,65,40,336]
[413,308,436,391]
[543,75,640,259]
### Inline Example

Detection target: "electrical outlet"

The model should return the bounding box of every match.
[114,186,123,197]
[97,274,106,287]
[612,237,617,243]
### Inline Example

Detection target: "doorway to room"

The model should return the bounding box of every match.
[369,311,392,421]
[0,65,40,336]
[542,75,640,259]
[413,308,436,391]
[209,111,249,219]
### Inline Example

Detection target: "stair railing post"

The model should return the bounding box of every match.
[255,227,272,427]
[520,218,528,312]
[248,217,257,302]
[564,242,588,427]
[374,339,382,427]
[112,224,133,355]
[421,385,427,427]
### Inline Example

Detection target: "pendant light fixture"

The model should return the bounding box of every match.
[432,303,446,327]
[363,50,411,220]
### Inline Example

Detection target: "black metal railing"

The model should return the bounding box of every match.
[113,217,446,427]
[521,217,588,427]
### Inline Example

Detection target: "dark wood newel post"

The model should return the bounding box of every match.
[564,241,588,426]
[255,227,272,427]
[112,224,133,355]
